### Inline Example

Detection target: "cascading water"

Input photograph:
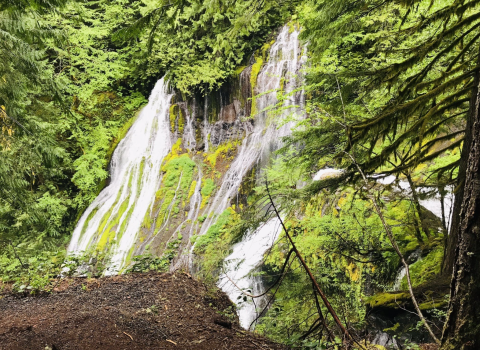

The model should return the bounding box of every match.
[218,218,282,329]
[68,24,306,281]
[214,26,307,327]
[199,25,306,236]
[68,78,174,274]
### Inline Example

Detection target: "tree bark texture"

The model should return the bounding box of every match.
[441,48,480,350]
[442,51,479,275]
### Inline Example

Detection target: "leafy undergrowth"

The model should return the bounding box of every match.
[0,272,287,350]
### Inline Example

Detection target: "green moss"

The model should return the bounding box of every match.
[250,55,263,117]
[169,104,185,134]
[178,108,185,134]
[234,65,246,76]
[97,195,131,251]
[117,206,134,241]
[124,245,136,268]
[169,104,178,132]
[400,246,443,289]
[79,207,99,241]
[204,140,239,168]
[142,205,153,230]
[136,157,146,194]
[127,169,134,190]
[195,207,235,252]
[97,227,115,251]
[419,299,448,310]
[365,292,410,309]
[154,144,196,230]
[383,323,400,332]
[188,180,197,200]
[200,178,216,209]
[97,207,114,236]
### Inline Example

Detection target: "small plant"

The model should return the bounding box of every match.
[126,237,182,273]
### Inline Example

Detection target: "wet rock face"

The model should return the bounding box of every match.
[220,101,238,123]
[173,69,253,151]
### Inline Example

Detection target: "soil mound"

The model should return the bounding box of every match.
[0,272,287,350]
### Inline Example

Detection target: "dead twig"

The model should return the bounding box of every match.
[123,332,133,341]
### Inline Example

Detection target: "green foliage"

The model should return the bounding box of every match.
[0,243,65,294]
[114,0,297,93]
[127,238,182,273]
[195,208,234,252]
[200,178,216,209]
[194,207,241,285]
[400,245,444,290]
[0,239,111,293]
[243,153,445,345]
[154,141,197,229]
[285,0,478,190]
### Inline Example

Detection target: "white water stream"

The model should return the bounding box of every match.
[68,78,174,274]
[214,26,307,327]
[218,218,283,329]
[199,26,306,237]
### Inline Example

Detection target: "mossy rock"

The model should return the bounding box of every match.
[419,298,448,311]
[400,246,443,290]
[365,292,410,309]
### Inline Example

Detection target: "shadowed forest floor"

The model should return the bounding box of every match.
[0,272,287,350]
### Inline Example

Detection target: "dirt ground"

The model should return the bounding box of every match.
[0,272,288,350]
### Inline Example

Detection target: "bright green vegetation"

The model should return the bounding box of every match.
[194,207,241,284]
[200,178,216,209]
[154,140,197,230]
[113,0,296,93]
[127,236,183,273]
[204,141,240,168]
[400,246,444,290]
[366,292,411,309]
[169,104,185,133]
[250,56,264,117]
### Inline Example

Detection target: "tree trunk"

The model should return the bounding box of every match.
[441,50,478,274]
[439,186,448,233]
[406,173,430,240]
[440,49,480,350]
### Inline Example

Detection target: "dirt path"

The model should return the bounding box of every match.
[0,272,287,350]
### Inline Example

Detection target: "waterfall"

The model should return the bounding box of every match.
[199,25,306,236]
[218,218,282,329]
[68,78,174,274]
[215,26,306,328]
[68,24,306,278]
